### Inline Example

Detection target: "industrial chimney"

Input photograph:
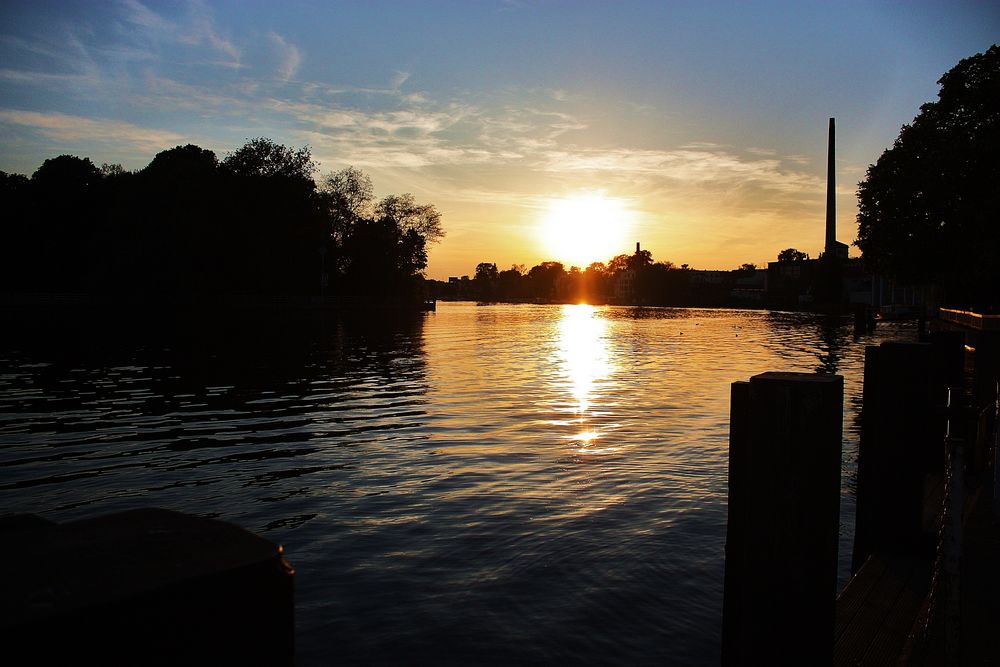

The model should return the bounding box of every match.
[825,118,849,259]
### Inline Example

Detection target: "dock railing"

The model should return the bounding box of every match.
[939,308,1000,332]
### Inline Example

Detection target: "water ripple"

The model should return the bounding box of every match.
[0,304,915,665]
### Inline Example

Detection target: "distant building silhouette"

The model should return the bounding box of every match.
[761,117,940,314]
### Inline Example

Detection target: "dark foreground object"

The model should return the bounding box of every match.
[0,508,294,665]
[722,372,844,664]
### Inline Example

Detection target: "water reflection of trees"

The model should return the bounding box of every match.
[1,308,429,394]
[0,309,431,519]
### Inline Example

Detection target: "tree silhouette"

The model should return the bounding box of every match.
[320,166,374,240]
[375,193,445,245]
[31,155,101,190]
[497,265,526,300]
[474,262,499,282]
[857,44,1000,306]
[25,155,104,290]
[628,248,654,271]
[341,216,427,299]
[1,171,33,290]
[606,254,632,275]
[527,261,565,300]
[777,248,810,263]
[219,138,316,181]
[144,145,218,180]
[1,140,443,304]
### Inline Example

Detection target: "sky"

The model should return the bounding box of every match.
[1,1,997,279]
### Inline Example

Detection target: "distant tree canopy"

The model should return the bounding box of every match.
[320,166,374,242]
[434,244,760,307]
[144,144,218,179]
[856,44,1000,306]
[219,137,316,181]
[474,262,499,282]
[0,139,443,301]
[777,248,810,263]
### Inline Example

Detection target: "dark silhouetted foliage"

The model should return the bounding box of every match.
[1,140,443,304]
[144,145,218,180]
[777,248,810,263]
[219,137,316,181]
[375,193,445,245]
[433,244,746,306]
[857,44,1000,307]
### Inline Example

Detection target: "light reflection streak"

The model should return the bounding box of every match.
[554,304,617,453]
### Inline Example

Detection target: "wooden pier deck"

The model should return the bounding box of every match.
[834,480,1000,665]
[834,553,931,665]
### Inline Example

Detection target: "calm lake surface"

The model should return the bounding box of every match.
[0,302,916,665]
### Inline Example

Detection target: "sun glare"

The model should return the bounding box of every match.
[540,193,634,268]
[554,304,619,454]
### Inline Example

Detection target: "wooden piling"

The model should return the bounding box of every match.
[722,372,843,664]
[852,342,948,575]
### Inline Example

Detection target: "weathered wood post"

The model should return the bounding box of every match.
[852,342,949,574]
[722,372,843,665]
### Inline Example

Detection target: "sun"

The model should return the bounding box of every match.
[539,193,635,267]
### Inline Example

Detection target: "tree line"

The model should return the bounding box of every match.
[0,139,442,303]
[429,249,768,306]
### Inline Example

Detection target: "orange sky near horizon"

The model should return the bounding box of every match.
[396,151,861,280]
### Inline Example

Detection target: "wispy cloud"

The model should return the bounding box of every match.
[120,0,173,33]
[0,109,184,153]
[119,0,241,68]
[188,2,241,66]
[0,68,95,86]
[269,32,303,81]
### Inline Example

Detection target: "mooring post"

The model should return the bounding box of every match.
[852,342,944,573]
[722,372,843,665]
[721,381,750,663]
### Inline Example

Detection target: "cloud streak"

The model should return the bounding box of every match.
[120,0,241,68]
[0,109,184,153]
[269,33,303,81]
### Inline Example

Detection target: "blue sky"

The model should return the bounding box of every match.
[1,1,997,278]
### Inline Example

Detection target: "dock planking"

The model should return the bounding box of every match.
[834,553,931,665]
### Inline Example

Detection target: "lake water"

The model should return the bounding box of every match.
[0,302,915,665]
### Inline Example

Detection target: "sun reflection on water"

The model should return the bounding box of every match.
[554,304,617,453]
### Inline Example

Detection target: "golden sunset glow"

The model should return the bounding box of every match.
[539,194,635,268]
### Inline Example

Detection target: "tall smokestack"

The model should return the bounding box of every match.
[825,118,836,253]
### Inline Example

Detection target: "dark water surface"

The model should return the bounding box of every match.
[0,303,915,665]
